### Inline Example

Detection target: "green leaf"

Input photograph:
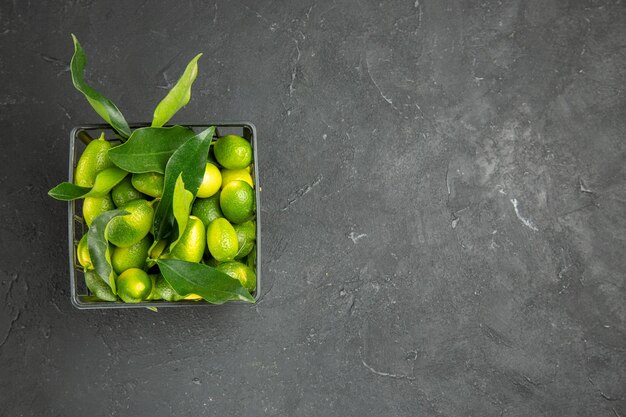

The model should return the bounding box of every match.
[70,34,131,138]
[88,209,128,293]
[48,183,91,200]
[48,166,128,201]
[156,259,255,304]
[153,126,215,241]
[152,53,203,128]
[108,126,196,174]
[169,174,194,252]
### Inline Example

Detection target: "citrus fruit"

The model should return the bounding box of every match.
[213,135,253,169]
[234,220,256,259]
[221,168,253,188]
[216,261,256,293]
[191,194,223,228]
[131,172,164,198]
[170,216,206,263]
[74,135,114,187]
[77,234,92,270]
[220,180,255,224]
[106,199,154,247]
[111,177,144,207]
[116,268,152,303]
[155,274,184,301]
[206,217,238,261]
[111,235,152,275]
[83,194,115,226]
[196,162,222,198]
[84,270,117,302]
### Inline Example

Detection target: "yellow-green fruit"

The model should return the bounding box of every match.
[213,135,253,169]
[234,220,256,259]
[170,216,206,263]
[155,274,184,301]
[84,270,117,302]
[220,180,255,224]
[191,194,223,228]
[216,261,256,293]
[111,235,152,275]
[111,177,144,207]
[75,136,113,187]
[77,234,92,270]
[131,172,164,198]
[116,268,152,303]
[221,168,254,188]
[106,199,154,247]
[196,163,222,198]
[206,218,238,261]
[83,194,115,226]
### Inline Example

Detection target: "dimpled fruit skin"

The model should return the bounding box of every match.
[216,261,256,293]
[74,138,113,187]
[106,199,154,247]
[220,168,254,188]
[196,163,222,198]
[220,180,255,224]
[83,194,116,226]
[213,135,253,169]
[132,172,165,198]
[112,177,144,207]
[191,194,223,228]
[234,220,256,259]
[170,216,206,263]
[206,218,238,261]
[116,268,152,303]
[111,235,152,275]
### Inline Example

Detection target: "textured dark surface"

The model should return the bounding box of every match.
[1,0,625,416]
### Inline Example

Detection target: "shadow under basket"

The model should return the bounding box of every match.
[68,122,261,309]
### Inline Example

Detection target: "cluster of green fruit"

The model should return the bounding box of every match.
[71,134,257,303]
[49,35,258,305]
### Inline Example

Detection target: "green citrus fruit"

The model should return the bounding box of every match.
[77,234,92,270]
[216,261,256,293]
[213,135,253,169]
[116,268,152,303]
[106,199,154,247]
[84,270,117,302]
[111,235,152,275]
[206,217,238,261]
[131,172,164,198]
[83,194,115,226]
[196,162,222,198]
[170,216,206,263]
[221,168,253,188]
[191,194,223,228]
[220,180,255,224]
[111,177,145,207]
[75,135,114,187]
[155,274,185,301]
[234,220,256,259]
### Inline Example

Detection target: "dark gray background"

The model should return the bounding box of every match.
[1,0,625,416]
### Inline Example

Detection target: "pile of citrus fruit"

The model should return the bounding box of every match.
[70,134,257,303]
[48,36,257,305]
